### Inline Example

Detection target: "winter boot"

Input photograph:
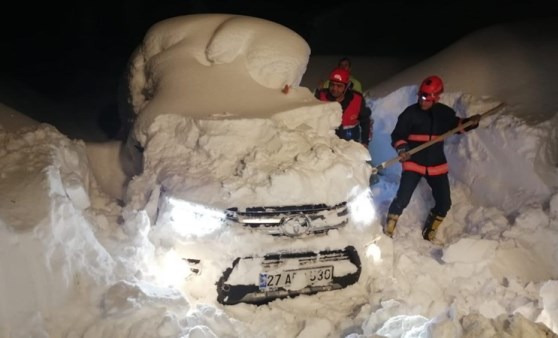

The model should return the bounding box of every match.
[383,213,400,238]
[422,212,445,241]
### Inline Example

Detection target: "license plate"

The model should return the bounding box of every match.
[259,266,333,291]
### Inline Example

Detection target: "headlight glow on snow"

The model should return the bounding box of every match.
[348,188,376,227]
[167,197,225,236]
[365,242,383,264]
[155,249,193,285]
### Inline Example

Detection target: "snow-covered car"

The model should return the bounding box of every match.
[119,14,374,305]
[153,188,366,305]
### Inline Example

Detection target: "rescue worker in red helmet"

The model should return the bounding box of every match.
[320,56,363,93]
[384,75,481,242]
[315,67,371,147]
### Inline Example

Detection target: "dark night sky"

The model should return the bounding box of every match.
[1,0,556,139]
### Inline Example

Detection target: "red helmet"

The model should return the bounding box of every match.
[329,68,350,85]
[418,75,444,102]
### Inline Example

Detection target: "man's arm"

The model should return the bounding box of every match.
[391,109,412,162]
[359,100,371,146]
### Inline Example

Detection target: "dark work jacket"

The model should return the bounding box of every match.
[315,88,371,144]
[391,102,478,176]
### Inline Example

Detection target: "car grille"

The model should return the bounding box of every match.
[225,202,349,236]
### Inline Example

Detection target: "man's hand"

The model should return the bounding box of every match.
[396,144,410,162]
[470,114,481,125]
[398,151,411,162]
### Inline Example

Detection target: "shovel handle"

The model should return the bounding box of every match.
[372,102,505,173]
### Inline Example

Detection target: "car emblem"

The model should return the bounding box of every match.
[280,214,311,237]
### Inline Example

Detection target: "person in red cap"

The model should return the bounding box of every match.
[383,75,481,242]
[314,67,371,147]
[320,56,363,93]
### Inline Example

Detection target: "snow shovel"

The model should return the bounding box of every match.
[369,102,505,183]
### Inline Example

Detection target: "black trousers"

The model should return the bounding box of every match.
[388,171,452,217]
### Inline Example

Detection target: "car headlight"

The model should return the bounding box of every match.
[163,197,226,237]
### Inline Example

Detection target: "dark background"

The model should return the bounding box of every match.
[1,0,556,140]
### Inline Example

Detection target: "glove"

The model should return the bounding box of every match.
[469,114,481,125]
[398,151,411,162]
[396,144,410,162]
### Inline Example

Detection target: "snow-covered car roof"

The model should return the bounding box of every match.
[123,14,337,137]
